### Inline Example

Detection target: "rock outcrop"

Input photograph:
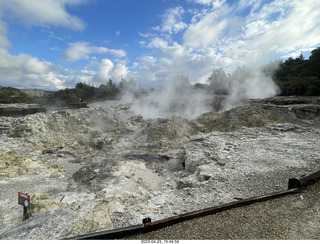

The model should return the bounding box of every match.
[0,96,319,239]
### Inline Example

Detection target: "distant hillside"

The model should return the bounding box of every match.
[0,87,53,104]
[22,89,53,98]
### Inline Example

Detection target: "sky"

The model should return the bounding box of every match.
[0,0,319,90]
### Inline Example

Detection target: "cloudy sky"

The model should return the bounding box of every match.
[0,0,319,90]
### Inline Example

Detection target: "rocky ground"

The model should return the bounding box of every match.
[0,96,319,240]
[127,181,320,240]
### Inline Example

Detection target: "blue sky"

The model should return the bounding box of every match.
[0,0,319,90]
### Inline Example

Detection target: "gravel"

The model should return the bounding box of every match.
[1,97,319,240]
[125,181,320,240]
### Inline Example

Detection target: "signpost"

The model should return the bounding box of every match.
[18,192,30,221]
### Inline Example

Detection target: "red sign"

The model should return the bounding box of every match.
[18,192,30,201]
[18,192,30,208]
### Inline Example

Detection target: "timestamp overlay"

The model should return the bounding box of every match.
[141,241,180,244]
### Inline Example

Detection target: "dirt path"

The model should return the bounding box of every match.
[126,181,320,240]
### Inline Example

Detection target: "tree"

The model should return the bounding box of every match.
[273,47,320,95]
[106,78,119,99]
[207,68,230,95]
[75,82,85,89]
[309,47,320,61]
[298,52,305,61]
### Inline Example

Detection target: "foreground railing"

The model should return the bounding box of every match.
[66,169,320,240]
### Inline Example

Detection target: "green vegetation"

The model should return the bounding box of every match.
[273,47,320,95]
[0,87,28,103]
[0,87,54,104]
[22,89,49,98]
[52,78,145,106]
[0,78,144,105]
[1,47,319,105]
[207,47,320,96]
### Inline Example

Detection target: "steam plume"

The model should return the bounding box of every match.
[121,62,280,119]
[121,76,212,119]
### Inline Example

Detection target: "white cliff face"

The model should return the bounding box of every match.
[0,97,320,239]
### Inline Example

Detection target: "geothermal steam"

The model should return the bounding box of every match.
[122,76,212,119]
[221,66,280,110]
[121,65,279,119]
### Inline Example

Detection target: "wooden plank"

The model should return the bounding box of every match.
[66,224,145,240]
[67,188,301,239]
[144,188,301,232]
[300,170,320,187]
[65,169,320,240]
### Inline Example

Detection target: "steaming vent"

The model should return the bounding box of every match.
[121,63,280,119]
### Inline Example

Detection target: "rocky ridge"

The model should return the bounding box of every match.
[0,96,319,239]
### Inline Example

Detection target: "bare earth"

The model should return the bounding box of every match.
[126,181,320,240]
[0,96,319,240]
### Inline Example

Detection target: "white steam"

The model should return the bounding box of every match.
[121,76,212,119]
[121,63,280,119]
[216,64,281,110]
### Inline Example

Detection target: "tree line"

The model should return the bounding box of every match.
[51,78,146,106]
[53,79,119,104]
[207,46,320,96]
[274,47,320,95]
[1,47,319,105]
[0,87,28,103]
[0,78,142,105]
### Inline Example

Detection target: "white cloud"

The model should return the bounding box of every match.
[112,63,129,81]
[184,14,228,48]
[235,0,263,13]
[131,0,320,90]
[63,42,126,62]
[0,0,90,89]
[0,0,87,31]
[211,0,227,9]
[220,0,320,66]
[146,37,169,49]
[0,48,66,90]
[132,39,232,87]
[271,0,320,49]
[105,48,126,58]
[153,6,188,34]
[0,20,10,49]
[139,56,157,66]
[183,1,231,49]
[1,0,320,91]
[92,59,129,84]
[191,0,213,5]
[190,0,226,9]
[63,42,92,62]
[181,0,320,70]
[93,59,114,82]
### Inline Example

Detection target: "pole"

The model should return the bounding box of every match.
[23,206,28,221]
